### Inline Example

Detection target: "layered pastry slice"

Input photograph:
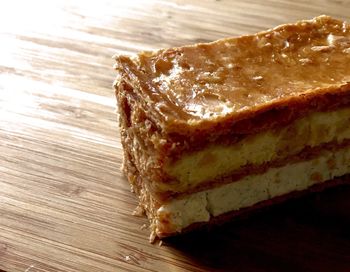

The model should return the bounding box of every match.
[113,15,350,241]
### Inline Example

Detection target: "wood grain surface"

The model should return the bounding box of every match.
[1,0,350,271]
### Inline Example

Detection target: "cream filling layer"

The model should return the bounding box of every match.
[156,147,350,235]
[163,107,350,192]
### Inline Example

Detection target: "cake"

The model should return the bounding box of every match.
[113,15,350,241]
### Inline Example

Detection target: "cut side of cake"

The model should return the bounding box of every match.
[113,15,350,241]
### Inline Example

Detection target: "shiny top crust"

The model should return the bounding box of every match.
[115,16,350,133]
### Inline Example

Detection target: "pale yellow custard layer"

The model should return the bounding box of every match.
[163,107,350,192]
[157,147,350,236]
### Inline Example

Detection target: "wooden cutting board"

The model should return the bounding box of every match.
[1,0,350,271]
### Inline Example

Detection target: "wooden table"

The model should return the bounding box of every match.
[1,0,350,271]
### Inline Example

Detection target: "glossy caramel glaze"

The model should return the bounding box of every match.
[115,16,350,133]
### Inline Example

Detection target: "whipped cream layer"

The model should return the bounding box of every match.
[163,107,350,192]
[157,147,350,236]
